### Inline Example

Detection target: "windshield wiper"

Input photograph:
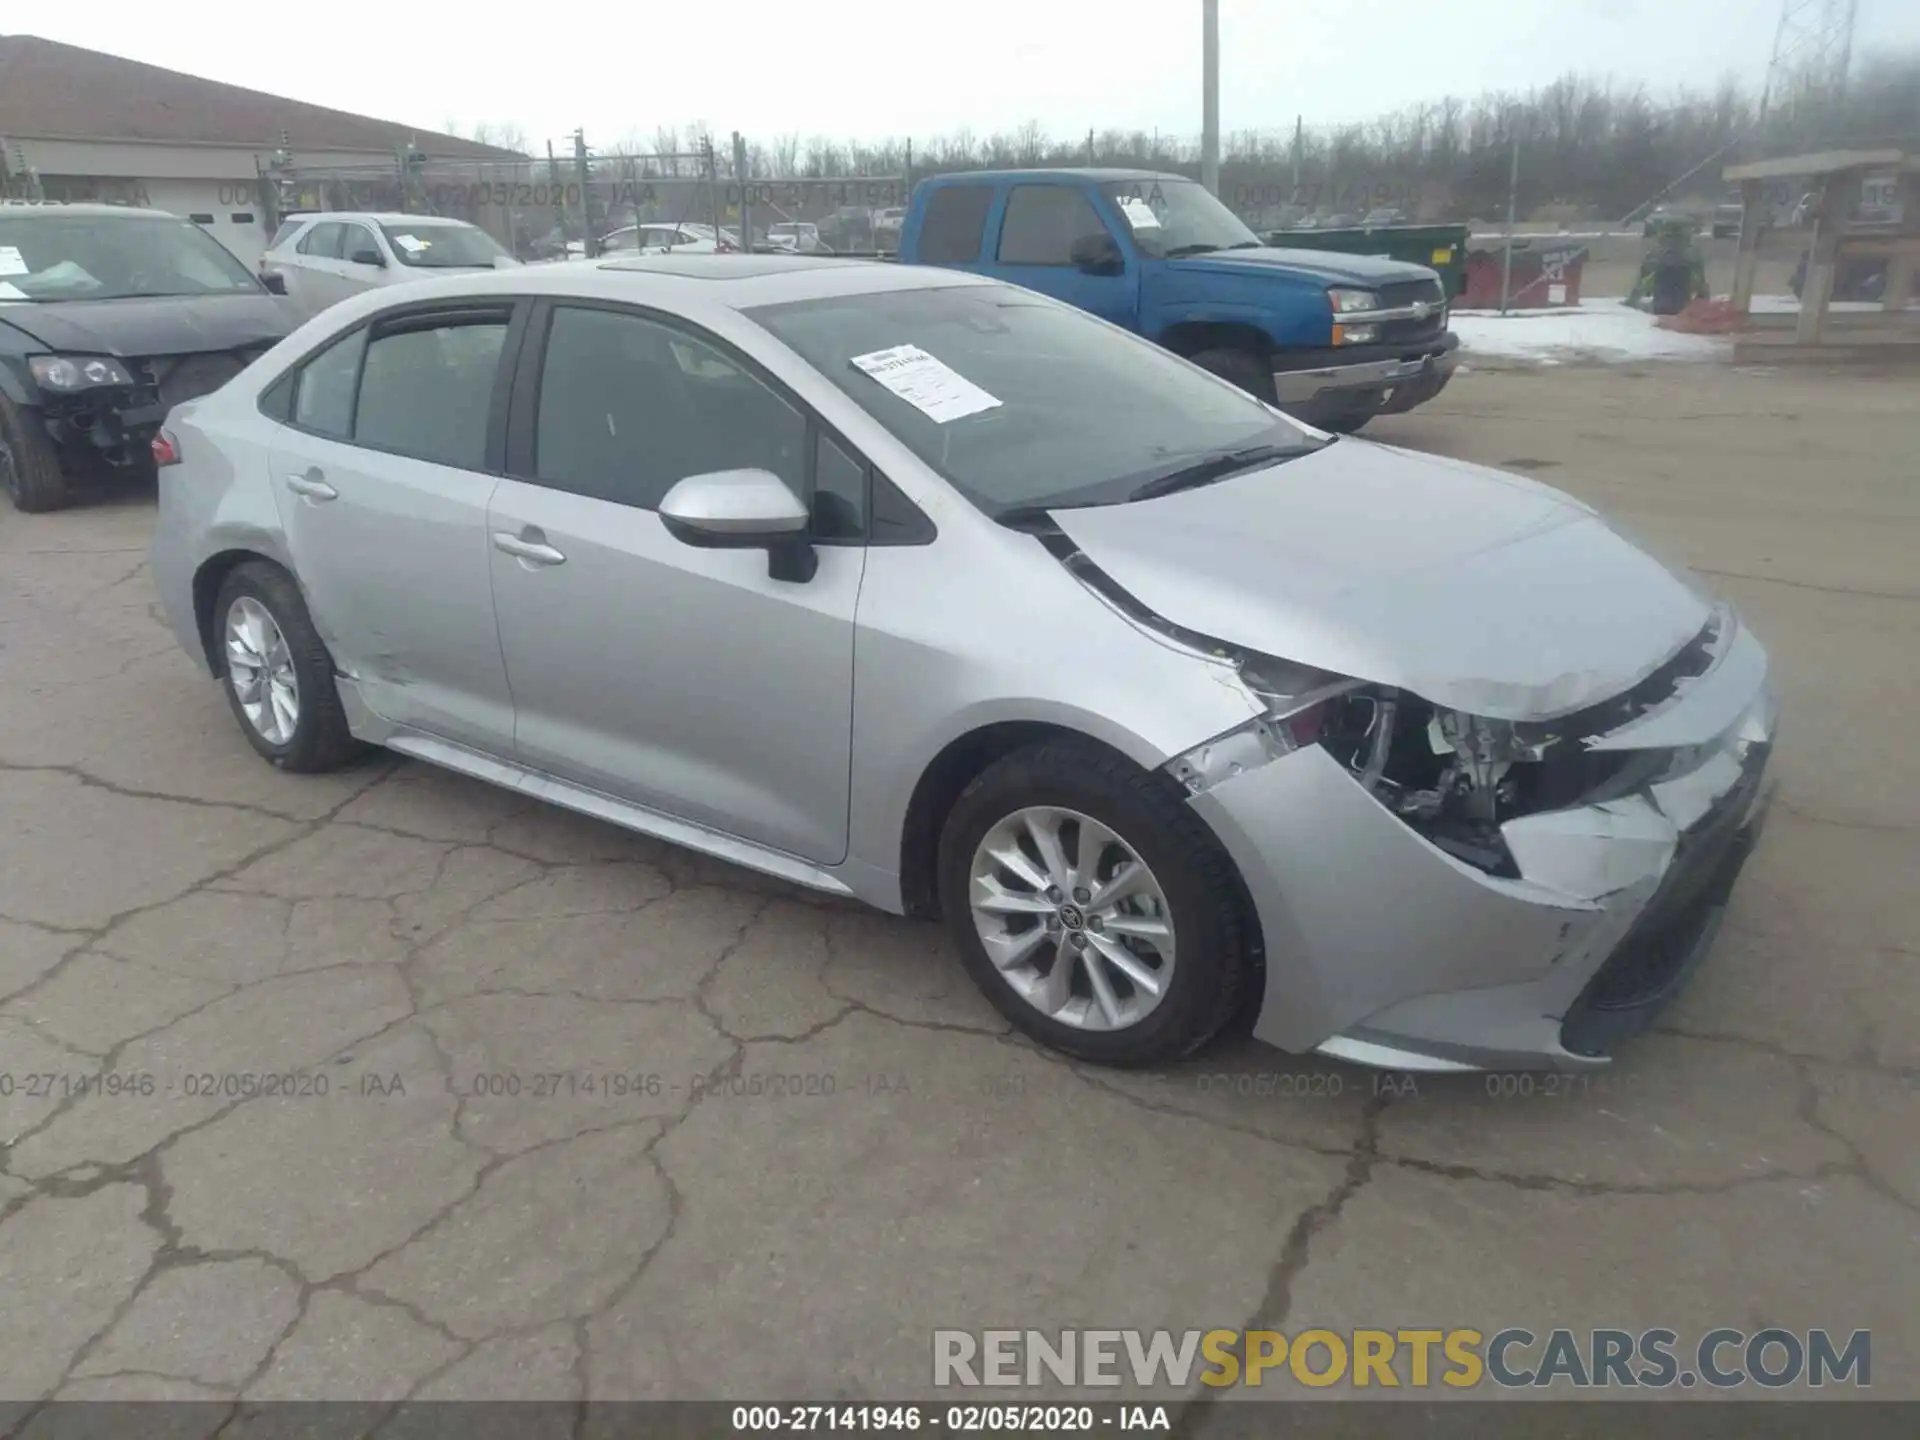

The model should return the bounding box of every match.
[1129,442,1323,502]
[1161,243,1224,258]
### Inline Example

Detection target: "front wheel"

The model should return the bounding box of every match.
[0,396,74,513]
[937,739,1255,1067]
[1189,346,1277,404]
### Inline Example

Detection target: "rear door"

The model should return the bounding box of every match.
[288,221,348,313]
[266,300,523,750]
[989,183,1139,330]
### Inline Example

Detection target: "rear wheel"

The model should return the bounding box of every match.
[1189,347,1277,403]
[937,739,1253,1066]
[1323,411,1372,434]
[213,562,360,773]
[0,396,73,513]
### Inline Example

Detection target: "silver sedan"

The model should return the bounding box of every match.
[149,255,1775,1071]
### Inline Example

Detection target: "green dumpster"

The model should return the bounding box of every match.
[1260,223,1470,299]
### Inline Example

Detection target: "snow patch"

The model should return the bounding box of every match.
[1451,299,1731,365]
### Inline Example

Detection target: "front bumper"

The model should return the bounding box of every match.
[1184,614,1777,1071]
[1272,332,1459,424]
[37,392,169,470]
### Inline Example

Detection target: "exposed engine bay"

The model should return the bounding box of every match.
[1237,613,1725,875]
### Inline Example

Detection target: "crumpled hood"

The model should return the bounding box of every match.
[1169,246,1437,288]
[1048,442,1713,720]
[0,292,295,358]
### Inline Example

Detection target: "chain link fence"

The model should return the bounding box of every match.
[265,135,908,262]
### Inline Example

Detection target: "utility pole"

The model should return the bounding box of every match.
[1500,130,1520,314]
[704,135,722,248]
[1201,0,1220,195]
[1087,128,1096,166]
[732,131,750,251]
[573,129,594,257]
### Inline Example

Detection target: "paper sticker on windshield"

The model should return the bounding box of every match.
[392,234,430,253]
[850,344,1001,424]
[1118,197,1162,230]
[0,246,28,276]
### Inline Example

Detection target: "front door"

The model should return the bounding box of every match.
[988,183,1140,330]
[267,302,519,749]
[486,301,863,864]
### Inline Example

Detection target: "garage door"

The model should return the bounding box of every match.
[142,180,270,269]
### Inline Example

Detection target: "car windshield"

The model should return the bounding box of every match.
[1099,179,1263,259]
[0,212,260,301]
[750,283,1317,515]
[378,223,509,268]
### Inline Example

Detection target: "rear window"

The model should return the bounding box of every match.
[916,186,994,264]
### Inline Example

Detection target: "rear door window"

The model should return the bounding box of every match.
[917,186,995,264]
[291,328,366,438]
[353,310,511,470]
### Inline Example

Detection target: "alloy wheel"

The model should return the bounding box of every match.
[967,805,1177,1031]
[224,596,301,745]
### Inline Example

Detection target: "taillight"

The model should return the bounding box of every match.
[151,430,181,468]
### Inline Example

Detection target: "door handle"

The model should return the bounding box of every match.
[285,472,337,501]
[492,531,567,566]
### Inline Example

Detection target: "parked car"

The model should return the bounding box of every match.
[149,256,1776,1070]
[1,203,296,512]
[260,213,516,318]
[895,168,1456,432]
[764,222,827,254]
[600,223,740,255]
[874,207,906,248]
[819,206,876,252]
[1360,207,1409,228]
[1710,198,1745,240]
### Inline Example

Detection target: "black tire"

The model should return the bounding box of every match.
[0,395,74,514]
[1189,346,1277,403]
[213,561,360,773]
[936,738,1254,1067]
[1322,412,1372,434]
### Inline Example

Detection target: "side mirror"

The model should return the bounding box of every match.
[658,469,817,582]
[258,270,288,294]
[350,248,385,267]
[1069,232,1124,275]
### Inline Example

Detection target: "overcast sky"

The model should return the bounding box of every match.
[23,0,1920,151]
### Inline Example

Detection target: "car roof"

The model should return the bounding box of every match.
[290,212,476,227]
[333,254,990,309]
[0,203,189,221]
[922,167,1189,186]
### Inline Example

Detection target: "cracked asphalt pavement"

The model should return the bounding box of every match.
[1,362,1916,1418]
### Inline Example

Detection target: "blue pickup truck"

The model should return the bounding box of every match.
[894,168,1458,432]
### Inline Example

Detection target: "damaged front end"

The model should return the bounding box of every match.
[1230,609,1743,880]
[1158,601,1776,1071]
[35,349,273,471]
